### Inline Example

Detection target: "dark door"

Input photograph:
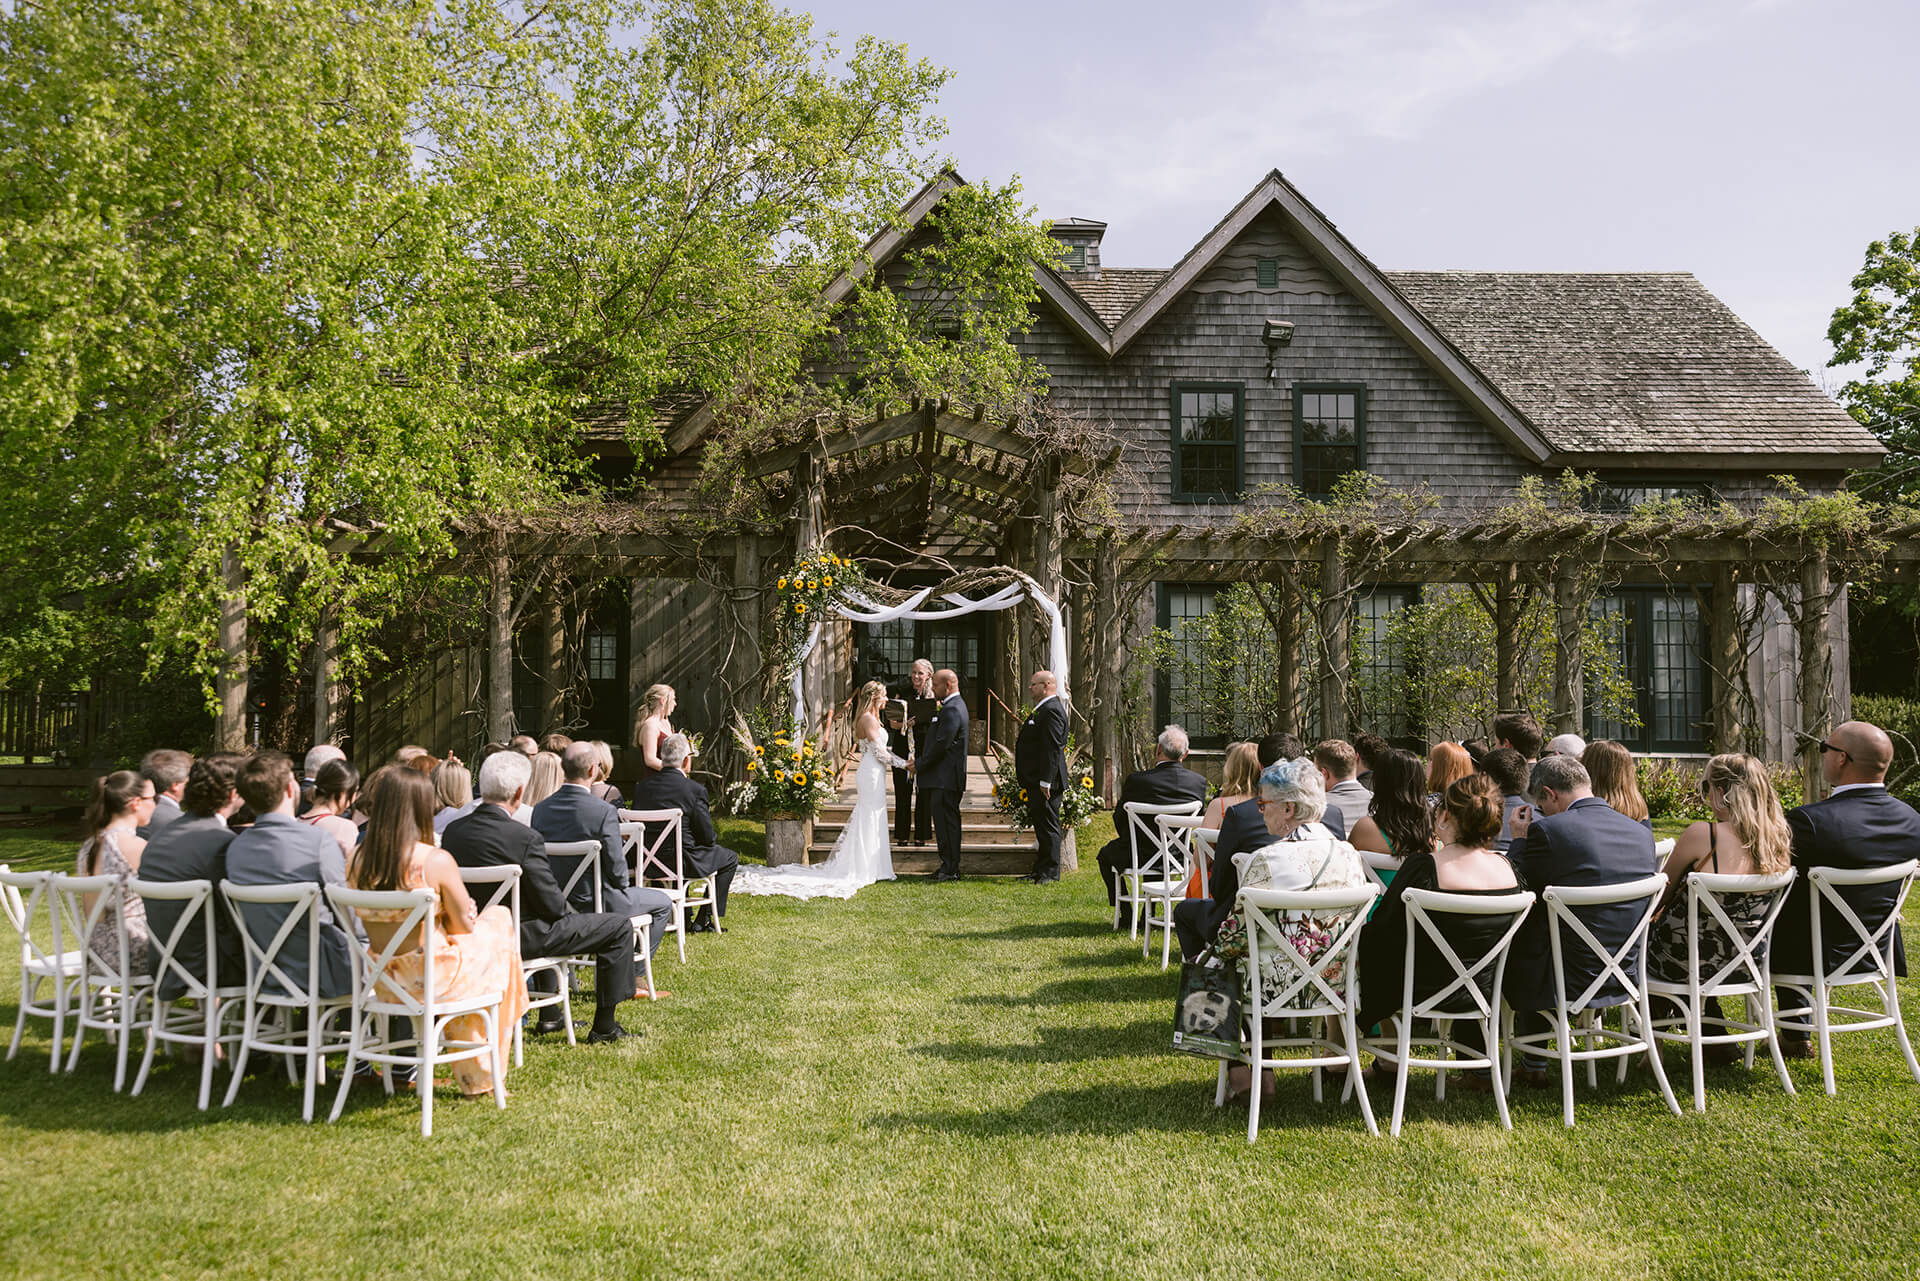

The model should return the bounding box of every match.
[853,615,992,741]
[580,591,629,743]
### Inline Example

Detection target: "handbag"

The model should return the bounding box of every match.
[1171,951,1244,1061]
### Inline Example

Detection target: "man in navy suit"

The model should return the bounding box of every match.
[1097,725,1209,926]
[909,668,970,881]
[1015,670,1070,883]
[1175,733,1297,959]
[531,742,675,956]
[1773,720,1918,1056]
[1504,752,1658,1082]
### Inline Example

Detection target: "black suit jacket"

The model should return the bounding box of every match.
[1201,797,1278,936]
[1506,796,1658,1011]
[531,784,631,912]
[1014,697,1068,792]
[138,813,243,999]
[1771,786,1916,977]
[628,767,726,874]
[886,681,932,760]
[441,803,575,954]
[916,694,970,793]
[1111,760,1210,866]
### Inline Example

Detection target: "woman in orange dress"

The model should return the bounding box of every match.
[349,766,529,1098]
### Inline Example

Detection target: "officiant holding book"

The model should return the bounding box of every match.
[1016,670,1070,883]
[888,658,936,847]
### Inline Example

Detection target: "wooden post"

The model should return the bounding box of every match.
[1551,564,1584,735]
[1090,542,1122,804]
[487,554,514,742]
[1022,459,1065,692]
[793,453,827,732]
[539,593,566,735]
[1493,564,1523,713]
[1799,551,1834,801]
[727,538,766,720]
[216,545,248,751]
[1709,566,1744,754]
[1271,574,1302,734]
[1317,540,1350,740]
[310,604,340,749]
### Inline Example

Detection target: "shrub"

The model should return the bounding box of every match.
[1851,694,1920,805]
[1639,757,1709,822]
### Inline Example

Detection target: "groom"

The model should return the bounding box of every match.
[910,668,969,882]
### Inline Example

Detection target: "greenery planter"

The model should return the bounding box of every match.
[765,814,814,866]
[1061,828,1078,874]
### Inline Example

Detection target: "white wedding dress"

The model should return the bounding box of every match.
[733,734,898,900]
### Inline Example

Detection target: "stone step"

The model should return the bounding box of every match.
[888,847,1040,877]
[813,824,1029,846]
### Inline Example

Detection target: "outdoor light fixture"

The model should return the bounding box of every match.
[1262,317,1295,379]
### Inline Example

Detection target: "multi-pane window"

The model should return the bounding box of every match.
[1588,590,1706,751]
[856,619,916,688]
[1058,243,1087,271]
[1586,481,1711,513]
[1293,384,1366,497]
[1352,587,1416,740]
[585,630,619,682]
[1170,383,1244,502]
[1157,584,1218,743]
[925,630,979,682]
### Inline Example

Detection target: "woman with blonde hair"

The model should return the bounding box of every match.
[1583,738,1651,827]
[633,684,676,778]
[1425,741,1473,800]
[523,751,564,810]
[1203,742,1262,831]
[587,741,624,808]
[430,757,474,834]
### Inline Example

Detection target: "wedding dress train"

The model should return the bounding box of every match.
[732,734,898,900]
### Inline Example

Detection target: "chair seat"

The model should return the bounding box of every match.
[1646,977,1765,997]
[1137,880,1184,897]
[358,990,508,1020]
[1773,968,1893,988]
[25,951,83,978]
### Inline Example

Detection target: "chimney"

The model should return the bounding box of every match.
[1046,217,1105,279]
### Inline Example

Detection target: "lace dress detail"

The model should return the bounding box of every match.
[78,831,150,977]
[733,736,898,901]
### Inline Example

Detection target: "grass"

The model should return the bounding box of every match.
[3,813,1920,1279]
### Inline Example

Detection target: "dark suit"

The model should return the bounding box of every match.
[441,803,636,1027]
[224,811,356,999]
[1504,796,1657,1023]
[916,693,970,877]
[138,813,242,999]
[1772,786,1916,992]
[1097,759,1209,913]
[889,681,934,843]
[1015,695,1069,880]
[531,784,674,950]
[628,767,740,920]
[1174,797,1278,958]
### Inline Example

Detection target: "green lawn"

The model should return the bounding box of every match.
[3,815,1919,1279]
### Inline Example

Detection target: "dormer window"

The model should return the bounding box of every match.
[1059,244,1087,271]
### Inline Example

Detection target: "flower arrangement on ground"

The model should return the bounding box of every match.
[987,719,1100,830]
[725,711,838,819]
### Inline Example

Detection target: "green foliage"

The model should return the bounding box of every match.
[1830,227,1920,497]
[1637,757,1710,822]
[1850,693,1920,804]
[725,711,835,818]
[769,549,871,684]
[985,713,1100,829]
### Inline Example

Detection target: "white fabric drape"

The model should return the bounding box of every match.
[788,583,1068,731]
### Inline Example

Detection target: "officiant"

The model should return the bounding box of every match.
[888,658,936,847]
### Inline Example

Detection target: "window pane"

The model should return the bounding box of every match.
[1174,385,1241,497]
[1164,586,1216,730]
[1353,589,1413,738]
[586,631,619,682]
[1648,595,1703,745]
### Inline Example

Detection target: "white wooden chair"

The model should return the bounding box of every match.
[1359,850,1404,891]
[1143,813,1208,970]
[1503,874,1683,1127]
[127,877,247,1109]
[1222,882,1381,1141]
[1773,859,1920,1097]
[1116,800,1203,938]
[324,885,509,1137]
[621,808,718,964]
[542,839,606,993]
[218,880,355,1123]
[458,865,574,1062]
[1645,869,1798,1111]
[51,872,152,1092]
[0,866,81,1072]
[1363,887,1535,1135]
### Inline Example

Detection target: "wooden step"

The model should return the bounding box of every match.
[813,822,1029,847]
[888,847,1039,877]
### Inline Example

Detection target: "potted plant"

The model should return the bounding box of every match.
[727,714,837,865]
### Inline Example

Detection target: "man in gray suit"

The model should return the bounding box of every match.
[139,748,193,838]
[1313,739,1373,839]
[140,752,247,998]
[224,749,357,999]
[532,741,675,955]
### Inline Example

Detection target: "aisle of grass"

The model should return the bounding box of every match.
[4,816,1920,1278]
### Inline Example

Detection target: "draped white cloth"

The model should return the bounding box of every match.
[787,581,1068,730]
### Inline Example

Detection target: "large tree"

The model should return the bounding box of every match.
[0,0,1048,745]
[1830,226,1920,488]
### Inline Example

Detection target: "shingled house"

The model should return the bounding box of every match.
[343,170,1885,775]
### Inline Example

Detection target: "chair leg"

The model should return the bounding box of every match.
[132,1000,163,1098]
[490,1009,507,1111]
[329,1011,360,1125]
[1214,1058,1229,1108]
[1887,977,1920,1085]
[1346,1011,1378,1138]
[1391,1016,1412,1138]
[301,1012,322,1124]
[1641,993,1682,1117]
[1815,975,1837,1097]
[197,1003,219,1112]
[1762,996,1796,1097]
[1690,992,1707,1114]
[1556,1011,1576,1128]
[112,989,135,1093]
[64,984,90,1074]
[1488,1016,1513,1131]
[7,991,27,1062]
[223,1005,255,1108]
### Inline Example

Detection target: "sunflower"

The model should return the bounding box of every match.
[754,745,764,755]
[777,577,788,590]
[795,602,806,614]
[823,575,833,587]
[1019,789,1029,802]
[791,751,803,762]
[773,769,786,783]
[807,579,818,591]
[746,760,758,772]
[774,737,788,746]
[1081,776,1094,789]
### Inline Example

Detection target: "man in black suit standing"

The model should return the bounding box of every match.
[1772,719,1918,1056]
[1097,725,1209,926]
[1016,670,1070,883]
[628,732,739,932]
[889,658,935,847]
[910,667,970,881]
[1504,752,1658,1084]
[1175,732,1297,959]
[443,750,645,1044]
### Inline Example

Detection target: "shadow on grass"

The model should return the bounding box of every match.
[913,1018,1167,1064]
[866,1078,1377,1137]
[939,918,1114,942]
[951,971,1177,1009]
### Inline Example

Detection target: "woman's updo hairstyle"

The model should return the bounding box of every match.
[1442,772,1505,848]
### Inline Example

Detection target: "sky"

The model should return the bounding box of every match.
[778,0,1920,389]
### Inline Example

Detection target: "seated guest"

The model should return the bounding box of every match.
[431,757,475,835]
[299,759,362,860]
[1772,720,1920,1056]
[1460,737,1491,767]
[1357,773,1522,1081]
[587,741,624,808]
[347,766,527,1095]
[77,770,156,976]
[1648,752,1791,1053]
[539,731,574,755]
[1479,747,1532,854]
[1493,710,1544,764]
[1202,742,1262,831]
[1583,739,1652,830]
[1349,748,1438,866]
[139,748,193,838]
[629,733,738,932]
[1426,741,1474,802]
[1504,753,1657,1083]
[1545,732,1588,759]
[1314,740,1373,836]
[225,750,358,999]
[140,752,247,996]
[1353,732,1390,793]
[510,734,539,757]
[524,751,564,809]
[443,751,649,1044]
[1176,734,1295,961]
[298,744,345,816]
[393,745,429,769]
[533,742,676,954]
[1097,725,1208,926]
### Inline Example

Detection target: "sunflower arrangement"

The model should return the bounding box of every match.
[772,549,871,673]
[988,721,1101,830]
[725,712,838,819]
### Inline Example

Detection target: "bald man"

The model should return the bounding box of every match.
[1773,720,1919,1056]
[1015,671,1069,883]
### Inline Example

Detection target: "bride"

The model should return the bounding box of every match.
[733,681,898,900]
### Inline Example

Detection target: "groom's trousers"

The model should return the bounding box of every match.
[1027,788,1063,879]
[926,786,962,876]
